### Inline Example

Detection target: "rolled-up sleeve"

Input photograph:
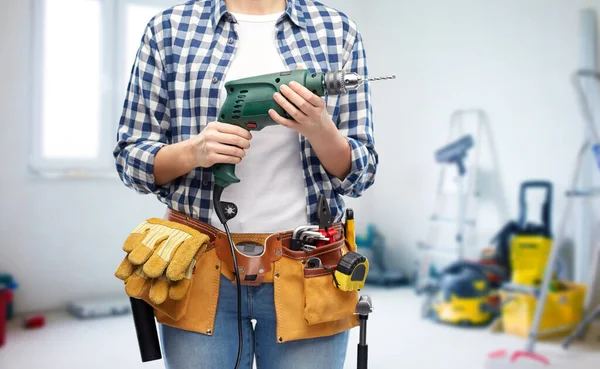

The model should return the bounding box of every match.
[329,28,379,197]
[113,23,171,196]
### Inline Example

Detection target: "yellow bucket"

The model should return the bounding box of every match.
[500,282,586,339]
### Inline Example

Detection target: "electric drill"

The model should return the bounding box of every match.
[212,69,395,191]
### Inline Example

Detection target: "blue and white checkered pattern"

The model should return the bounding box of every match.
[114,0,378,225]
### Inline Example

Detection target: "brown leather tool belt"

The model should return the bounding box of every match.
[165,208,344,286]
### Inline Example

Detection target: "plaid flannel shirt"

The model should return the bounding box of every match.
[114,0,378,225]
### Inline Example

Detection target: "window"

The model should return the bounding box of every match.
[31,0,176,177]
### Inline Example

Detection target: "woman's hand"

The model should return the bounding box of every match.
[268,81,336,141]
[153,122,251,186]
[268,80,352,180]
[190,121,252,168]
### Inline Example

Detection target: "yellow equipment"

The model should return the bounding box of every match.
[509,181,554,287]
[339,208,367,291]
[334,252,369,291]
[510,235,552,287]
[500,282,586,339]
[345,209,357,252]
[434,294,493,326]
[421,261,500,326]
[305,251,369,292]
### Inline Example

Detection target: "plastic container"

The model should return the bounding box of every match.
[0,286,10,347]
[500,282,586,339]
[0,274,17,320]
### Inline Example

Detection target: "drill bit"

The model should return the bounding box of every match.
[366,75,396,82]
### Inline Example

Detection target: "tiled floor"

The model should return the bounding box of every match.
[3,287,599,369]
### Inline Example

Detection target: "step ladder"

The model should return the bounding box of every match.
[571,70,600,317]
[415,109,486,287]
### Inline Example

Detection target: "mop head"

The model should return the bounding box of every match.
[485,350,549,369]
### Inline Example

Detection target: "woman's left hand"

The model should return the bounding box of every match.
[268,81,336,140]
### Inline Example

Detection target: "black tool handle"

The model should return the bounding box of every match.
[130,297,162,362]
[357,315,368,369]
[357,345,368,369]
[518,180,553,236]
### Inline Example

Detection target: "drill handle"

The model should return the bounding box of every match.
[212,163,241,189]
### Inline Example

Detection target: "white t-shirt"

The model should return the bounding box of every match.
[210,11,308,233]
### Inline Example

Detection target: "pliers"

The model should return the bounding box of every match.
[316,195,337,246]
[318,195,332,230]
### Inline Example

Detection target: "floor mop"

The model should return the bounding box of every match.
[485,69,600,369]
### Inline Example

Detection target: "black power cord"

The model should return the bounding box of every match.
[213,185,243,369]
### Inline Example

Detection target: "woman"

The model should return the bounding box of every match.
[114,0,377,368]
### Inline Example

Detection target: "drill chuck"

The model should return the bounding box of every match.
[324,71,362,95]
[323,71,396,95]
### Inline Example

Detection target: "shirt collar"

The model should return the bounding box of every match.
[211,0,306,30]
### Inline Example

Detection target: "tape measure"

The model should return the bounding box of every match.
[334,251,369,291]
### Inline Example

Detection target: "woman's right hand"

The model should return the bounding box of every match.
[191,121,252,168]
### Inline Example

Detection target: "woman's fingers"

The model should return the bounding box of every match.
[273,91,308,122]
[209,141,246,159]
[268,109,300,130]
[287,81,325,108]
[211,152,243,164]
[213,121,253,140]
[279,84,314,113]
[215,131,251,149]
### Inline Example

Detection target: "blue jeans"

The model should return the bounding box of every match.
[159,275,350,369]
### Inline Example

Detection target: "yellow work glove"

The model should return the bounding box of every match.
[122,259,197,304]
[114,218,209,304]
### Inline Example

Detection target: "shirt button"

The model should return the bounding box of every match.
[212,77,218,84]
[228,37,234,44]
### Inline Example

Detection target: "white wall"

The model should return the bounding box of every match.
[3,0,600,313]
[356,0,600,275]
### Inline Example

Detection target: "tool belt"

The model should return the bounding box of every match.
[165,208,345,286]
[115,207,359,342]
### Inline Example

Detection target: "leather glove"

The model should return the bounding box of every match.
[114,218,209,303]
[122,258,197,304]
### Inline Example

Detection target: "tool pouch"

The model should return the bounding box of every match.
[153,245,222,334]
[214,233,283,286]
[273,226,359,343]
[303,249,359,325]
